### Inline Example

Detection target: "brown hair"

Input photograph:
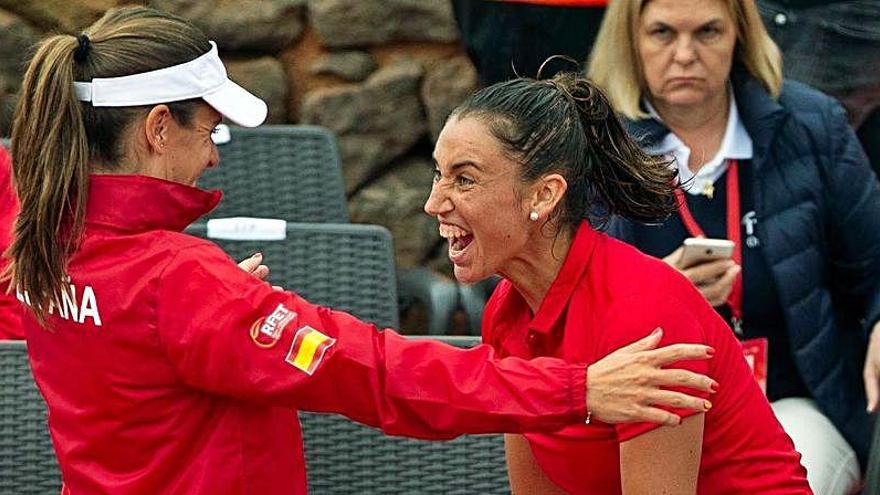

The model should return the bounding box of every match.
[588,0,782,119]
[5,6,210,324]
[450,70,677,233]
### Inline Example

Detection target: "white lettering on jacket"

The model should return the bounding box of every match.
[261,304,295,337]
[16,280,103,327]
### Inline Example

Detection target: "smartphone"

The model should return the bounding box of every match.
[678,238,734,268]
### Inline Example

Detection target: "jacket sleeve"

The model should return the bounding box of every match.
[155,243,587,439]
[818,100,880,332]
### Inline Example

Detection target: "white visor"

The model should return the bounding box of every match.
[73,41,267,127]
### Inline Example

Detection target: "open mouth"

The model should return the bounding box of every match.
[449,234,474,256]
[439,224,474,262]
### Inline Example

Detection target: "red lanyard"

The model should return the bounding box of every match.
[674,159,743,334]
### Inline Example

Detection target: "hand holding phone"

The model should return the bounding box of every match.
[677,238,734,269]
[665,238,739,307]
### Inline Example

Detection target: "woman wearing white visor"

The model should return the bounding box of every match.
[5,7,720,494]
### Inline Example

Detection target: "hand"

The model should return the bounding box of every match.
[238,252,285,291]
[238,252,269,280]
[864,321,880,412]
[663,247,740,307]
[586,328,717,426]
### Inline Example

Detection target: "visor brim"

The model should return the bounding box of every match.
[203,79,268,128]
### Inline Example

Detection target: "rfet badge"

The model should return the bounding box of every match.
[285,326,336,375]
[250,304,297,348]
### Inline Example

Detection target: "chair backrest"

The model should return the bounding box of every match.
[299,335,511,494]
[188,221,399,330]
[200,125,348,222]
[0,341,62,494]
[0,128,346,222]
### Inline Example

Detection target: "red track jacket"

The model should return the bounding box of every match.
[0,143,21,339]
[22,174,587,494]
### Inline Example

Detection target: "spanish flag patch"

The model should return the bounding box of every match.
[285,326,336,375]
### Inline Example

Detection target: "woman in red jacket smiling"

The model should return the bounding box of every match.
[424,72,811,493]
[4,6,717,494]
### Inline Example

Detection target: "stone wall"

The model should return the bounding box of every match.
[0,0,478,275]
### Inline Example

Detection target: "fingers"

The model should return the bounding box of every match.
[649,390,712,413]
[651,367,718,394]
[646,343,715,366]
[864,362,879,413]
[238,252,263,273]
[683,259,735,286]
[864,333,880,413]
[251,265,270,280]
[614,327,663,354]
[238,253,272,281]
[587,328,718,426]
[662,246,685,269]
[694,264,740,307]
[632,407,682,427]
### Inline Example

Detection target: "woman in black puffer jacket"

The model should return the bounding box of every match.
[590,0,880,493]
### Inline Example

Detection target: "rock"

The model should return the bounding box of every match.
[421,56,478,142]
[0,93,17,136]
[224,56,288,124]
[348,156,437,268]
[310,51,377,83]
[149,0,306,52]
[0,10,39,95]
[0,9,38,136]
[310,0,458,48]
[0,0,113,33]
[300,59,427,193]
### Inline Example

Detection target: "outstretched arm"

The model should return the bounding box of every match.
[160,245,716,439]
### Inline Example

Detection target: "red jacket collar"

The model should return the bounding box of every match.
[529,221,599,335]
[85,174,222,233]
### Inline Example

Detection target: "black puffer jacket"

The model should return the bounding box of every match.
[611,69,880,467]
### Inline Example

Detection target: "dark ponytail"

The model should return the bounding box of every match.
[449,70,677,232]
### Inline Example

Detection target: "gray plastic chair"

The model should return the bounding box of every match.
[397,267,460,335]
[200,125,349,223]
[457,276,501,336]
[2,128,345,221]
[198,126,458,335]
[0,341,62,494]
[299,335,511,494]
[188,221,399,330]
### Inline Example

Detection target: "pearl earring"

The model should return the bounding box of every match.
[529,211,539,221]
